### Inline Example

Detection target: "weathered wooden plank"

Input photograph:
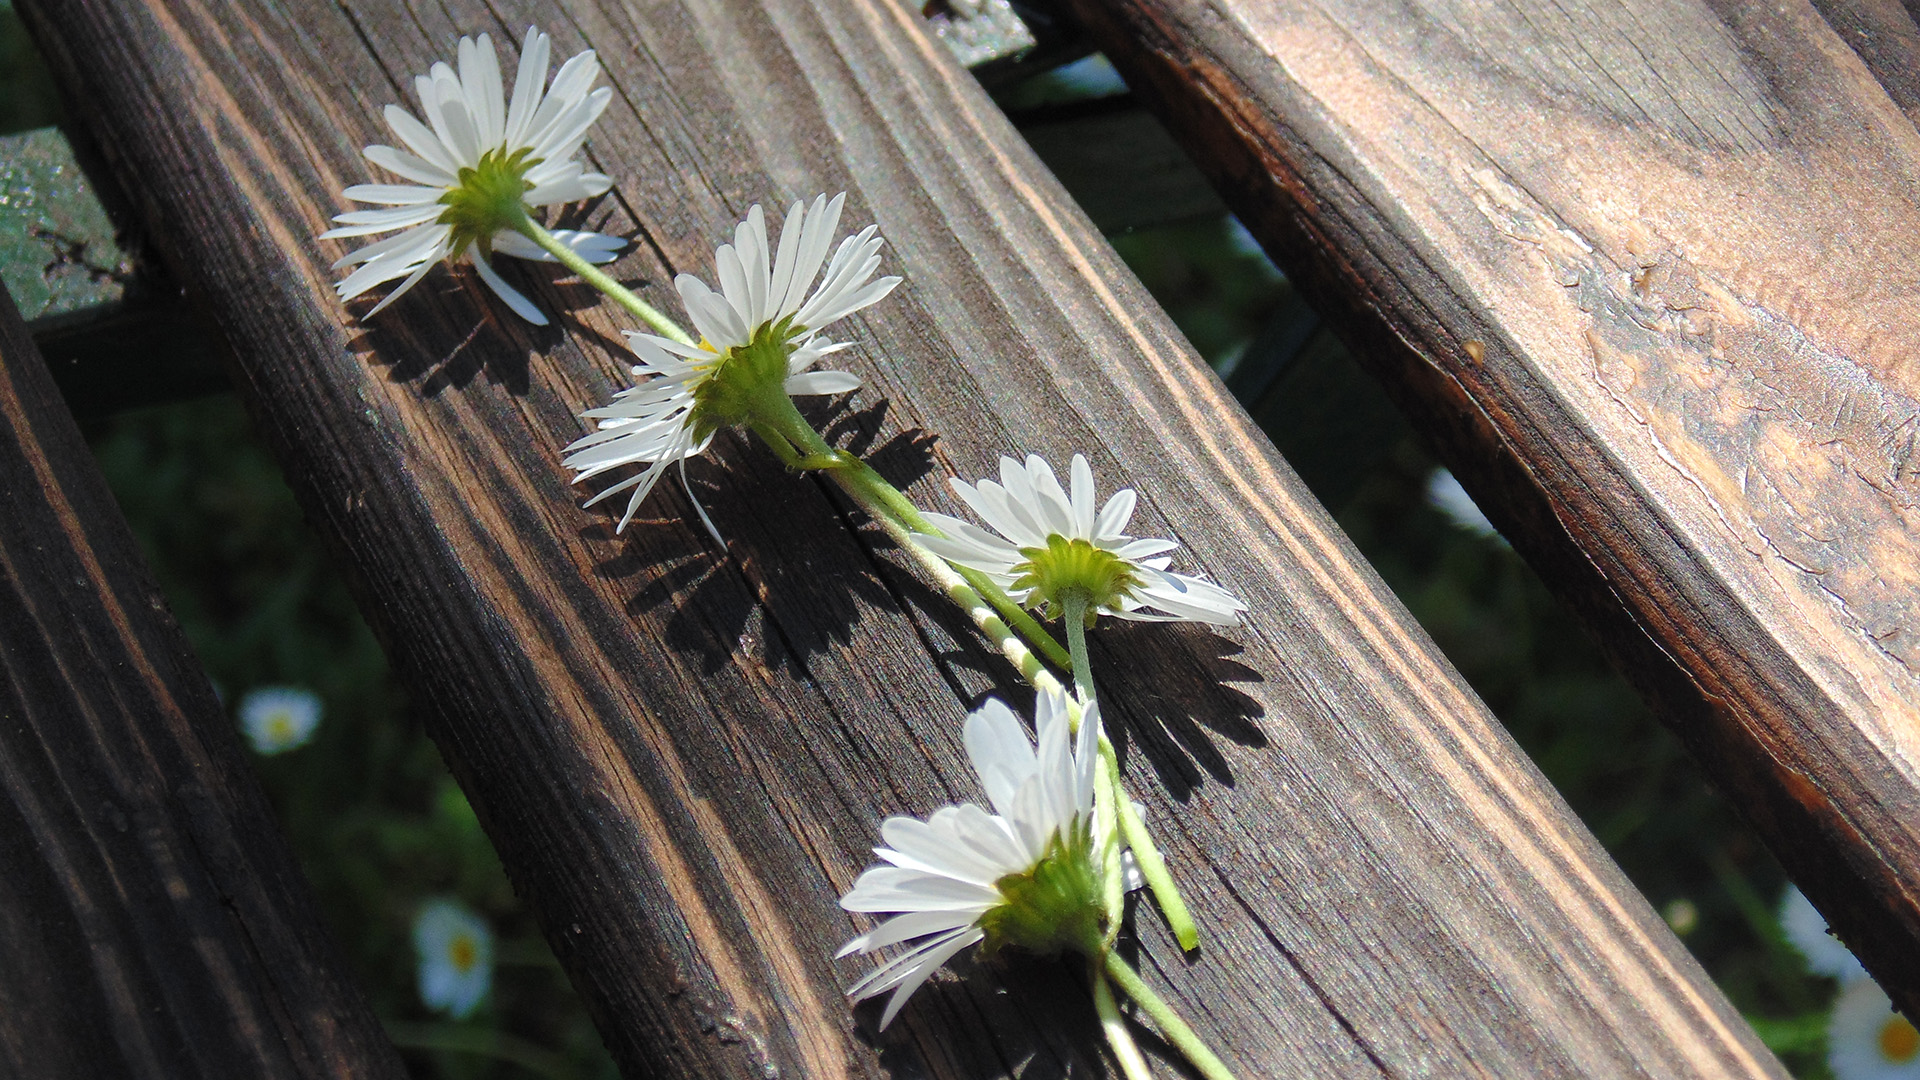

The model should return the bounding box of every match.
[1055,0,1920,1014]
[0,281,406,1078]
[18,0,1784,1076]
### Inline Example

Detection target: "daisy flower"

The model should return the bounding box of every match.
[1830,979,1920,1080]
[839,690,1134,1028]
[322,27,622,325]
[562,193,900,530]
[414,898,495,1019]
[238,686,323,755]
[1781,884,1870,984]
[919,454,1247,626]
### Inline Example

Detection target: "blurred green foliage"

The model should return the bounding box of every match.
[0,1,64,136]
[86,400,617,1080]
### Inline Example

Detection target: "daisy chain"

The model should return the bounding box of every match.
[323,27,621,325]
[562,193,901,530]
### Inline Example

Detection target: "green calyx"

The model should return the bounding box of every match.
[1012,536,1140,625]
[689,318,805,445]
[437,147,539,257]
[979,824,1107,960]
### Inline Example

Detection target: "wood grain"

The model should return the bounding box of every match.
[0,281,406,1079]
[18,0,1787,1075]
[1054,0,1920,1016]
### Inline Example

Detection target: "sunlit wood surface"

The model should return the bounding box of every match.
[15,0,1790,1075]
[1056,0,1920,1016]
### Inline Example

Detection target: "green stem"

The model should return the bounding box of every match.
[510,215,693,345]
[1102,739,1199,951]
[755,392,1073,670]
[1103,952,1238,1080]
[1064,594,1199,952]
[1091,962,1154,1080]
[1063,594,1097,706]
[954,564,1074,672]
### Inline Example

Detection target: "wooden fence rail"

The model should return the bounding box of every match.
[0,282,406,1079]
[1056,0,1920,1016]
[16,0,1793,1075]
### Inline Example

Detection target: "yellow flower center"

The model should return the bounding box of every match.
[1011,536,1140,624]
[1880,1015,1919,1063]
[448,935,479,975]
[265,713,296,745]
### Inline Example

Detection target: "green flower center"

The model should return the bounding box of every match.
[1012,536,1140,624]
[687,317,805,443]
[979,824,1106,959]
[437,146,539,257]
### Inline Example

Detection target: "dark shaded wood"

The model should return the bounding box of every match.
[18,0,1787,1076]
[1054,0,1920,1015]
[0,281,406,1078]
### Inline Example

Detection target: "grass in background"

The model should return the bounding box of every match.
[86,399,617,1080]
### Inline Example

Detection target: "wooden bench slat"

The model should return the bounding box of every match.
[18,0,1786,1074]
[1056,0,1920,1013]
[0,282,406,1079]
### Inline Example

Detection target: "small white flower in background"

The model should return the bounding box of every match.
[1424,467,1500,539]
[1830,979,1920,1080]
[323,27,621,324]
[1781,884,1870,984]
[919,454,1247,626]
[564,193,900,530]
[414,898,494,1019]
[839,690,1134,1028]
[239,686,322,755]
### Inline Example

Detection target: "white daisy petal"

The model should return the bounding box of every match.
[382,104,460,174]
[361,257,438,316]
[1069,454,1097,538]
[783,370,861,396]
[530,87,613,164]
[330,222,448,271]
[1094,486,1138,538]
[490,227,622,264]
[335,231,448,299]
[873,928,982,1029]
[837,909,981,958]
[471,253,549,326]
[963,699,1037,819]
[363,144,456,187]
[342,183,445,206]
